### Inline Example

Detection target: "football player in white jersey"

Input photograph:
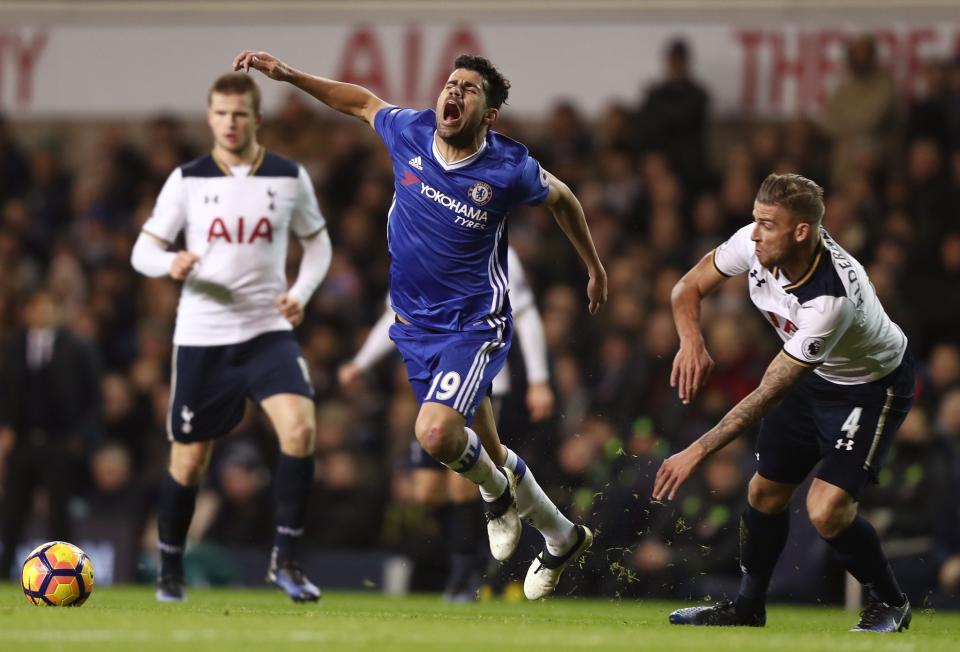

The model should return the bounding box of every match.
[338,247,553,600]
[656,174,915,632]
[131,73,332,603]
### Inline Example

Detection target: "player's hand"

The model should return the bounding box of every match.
[653,444,706,501]
[275,293,305,326]
[587,266,608,315]
[337,362,362,389]
[526,382,555,422]
[170,251,201,281]
[233,50,293,82]
[939,555,960,592]
[670,340,715,405]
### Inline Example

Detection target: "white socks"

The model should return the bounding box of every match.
[444,427,507,502]
[503,447,577,555]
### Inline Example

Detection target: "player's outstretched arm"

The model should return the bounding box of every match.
[653,352,813,501]
[670,252,728,404]
[338,302,397,388]
[233,50,390,126]
[542,171,607,314]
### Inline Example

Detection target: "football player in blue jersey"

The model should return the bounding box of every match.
[234,49,607,599]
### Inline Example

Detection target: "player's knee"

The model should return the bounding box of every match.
[807,498,855,539]
[169,451,208,486]
[279,420,316,457]
[414,418,456,460]
[747,476,791,514]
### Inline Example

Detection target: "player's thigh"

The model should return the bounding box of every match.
[411,468,449,506]
[168,343,247,443]
[245,331,315,404]
[812,356,916,500]
[436,330,510,426]
[755,381,821,486]
[260,393,317,456]
[394,322,511,426]
[168,440,215,485]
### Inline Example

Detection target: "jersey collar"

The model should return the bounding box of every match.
[211,146,266,177]
[782,237,825,291]
[431,133,488,171]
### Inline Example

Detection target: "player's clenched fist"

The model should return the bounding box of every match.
[275,293,305,326]
[169,252,200,280]
[233,50,292,82]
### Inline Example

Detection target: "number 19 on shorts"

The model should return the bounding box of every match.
[426,371,462,402]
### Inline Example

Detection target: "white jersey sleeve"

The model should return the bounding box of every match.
[291,165,326,237]
[782,295,856,367]
[353,296,398,371]
[141,167,187,243]
[507,247,534,314]
[507,248,549,384]
[712,223,755,277]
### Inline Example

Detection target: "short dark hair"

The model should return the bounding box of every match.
[208,72,261,114]
[756,173,825,225]
[453,54,510,110]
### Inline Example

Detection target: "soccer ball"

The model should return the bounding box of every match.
[21,541,95,606]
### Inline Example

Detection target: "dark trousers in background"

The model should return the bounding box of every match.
[0,431,75,578]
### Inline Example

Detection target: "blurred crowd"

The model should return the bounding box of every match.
[0,34,958,606]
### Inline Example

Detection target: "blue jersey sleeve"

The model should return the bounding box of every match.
[374,106,421,153]
[514,156,550,206]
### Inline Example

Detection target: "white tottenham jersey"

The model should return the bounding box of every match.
[143,150,326,346]
[713,224,906,385]
[491,247,536,395]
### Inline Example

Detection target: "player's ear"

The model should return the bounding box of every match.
[794,220,811,243]
[483,107,499,128]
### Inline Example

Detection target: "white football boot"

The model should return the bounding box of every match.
[484,467,521,562]
[524,525,593,600]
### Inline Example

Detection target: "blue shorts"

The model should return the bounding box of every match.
[756,351,915,499]
[167,330,314,443]
[389,319,511,429]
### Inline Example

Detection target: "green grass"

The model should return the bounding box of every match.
[0,583,956,652]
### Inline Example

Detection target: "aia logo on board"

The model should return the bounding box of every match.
[468,181,493,206]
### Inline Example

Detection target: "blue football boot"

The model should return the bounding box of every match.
[155,575,187,603]
[850,594,911,633]
[669,600,766,626]
[267,550,321,603]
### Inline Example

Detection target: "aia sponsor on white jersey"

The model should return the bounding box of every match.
[142,151,326,345]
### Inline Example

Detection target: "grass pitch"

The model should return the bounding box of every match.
[1,583,957,652]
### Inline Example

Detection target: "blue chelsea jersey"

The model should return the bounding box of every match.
[374,107,549,332]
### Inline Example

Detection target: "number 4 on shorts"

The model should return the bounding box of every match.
[841,407,863,439]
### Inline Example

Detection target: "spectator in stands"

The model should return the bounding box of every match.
[0,289,103,577]
[636,38,710,193]
[821,34,899,189]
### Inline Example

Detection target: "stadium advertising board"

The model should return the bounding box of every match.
[1,21,958,117]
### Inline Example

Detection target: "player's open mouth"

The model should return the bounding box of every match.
[442,100,462,126]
